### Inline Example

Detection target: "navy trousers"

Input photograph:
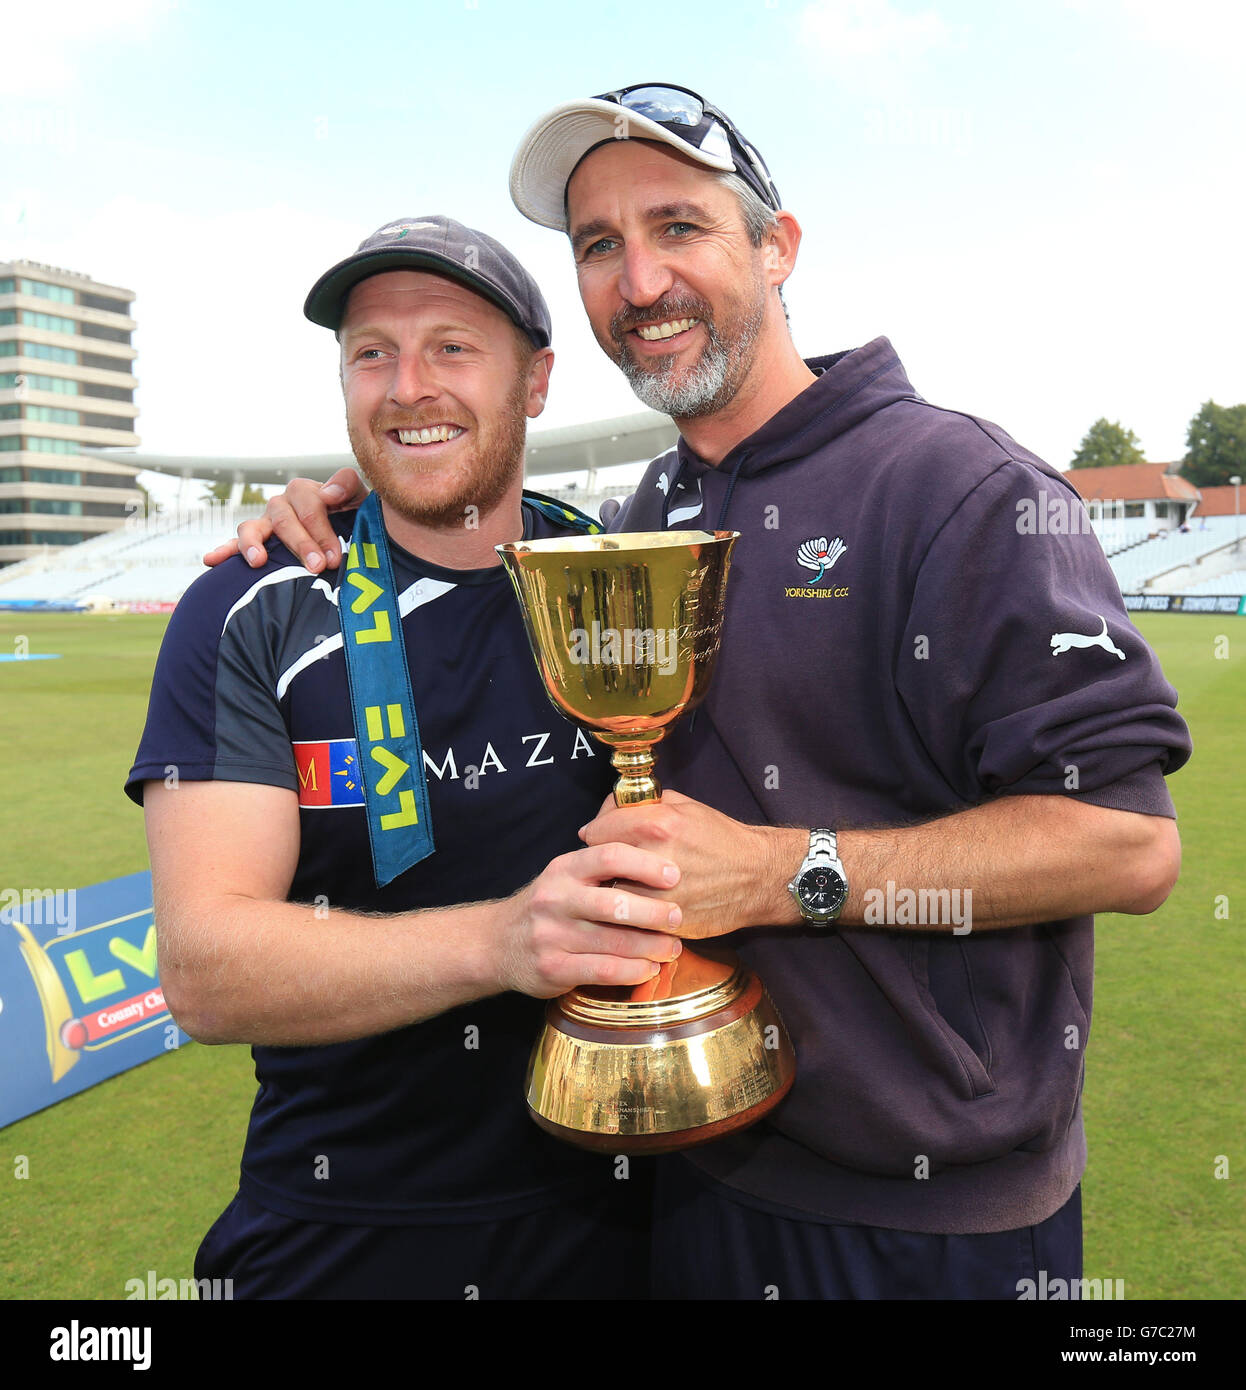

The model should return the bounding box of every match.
[650,1155,1083,1300]
[196,1157,1080,1300]
[194,1172,654,1300]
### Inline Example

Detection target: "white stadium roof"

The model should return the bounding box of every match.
[82,410,678,484]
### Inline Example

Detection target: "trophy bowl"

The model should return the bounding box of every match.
[497,529,796,1153]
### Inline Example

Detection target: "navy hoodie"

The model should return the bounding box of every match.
[613,337,1191,1233]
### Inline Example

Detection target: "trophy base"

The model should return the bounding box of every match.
[525,949,796,1155]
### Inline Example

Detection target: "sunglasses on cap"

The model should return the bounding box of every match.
[592,83,782,213]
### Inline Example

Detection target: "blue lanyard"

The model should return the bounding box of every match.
[338,492,434,887]
[336,490,600,887]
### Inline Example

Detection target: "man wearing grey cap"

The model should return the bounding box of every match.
[127,215,685,1298]
[219,87,1188,1301]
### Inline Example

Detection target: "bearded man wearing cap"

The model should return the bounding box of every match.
[126,216,689,1299]
[218,86,1190,1301]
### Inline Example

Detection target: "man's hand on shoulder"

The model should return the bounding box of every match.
[201,468,370,571]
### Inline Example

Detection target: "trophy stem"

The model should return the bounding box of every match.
[607,742,661,806]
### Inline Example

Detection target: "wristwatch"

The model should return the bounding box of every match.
[788,828,848,926]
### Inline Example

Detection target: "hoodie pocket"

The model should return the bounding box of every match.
[908,936,997,1099]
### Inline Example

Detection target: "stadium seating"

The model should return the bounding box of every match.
[1093,520,1163,557]
[1107,518,1242,593]
[0,488,619,606]
[1177,568,1246,597]
[0,567,113,600]
[0,505,267,606]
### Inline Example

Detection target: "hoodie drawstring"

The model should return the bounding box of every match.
[716,451,749,530]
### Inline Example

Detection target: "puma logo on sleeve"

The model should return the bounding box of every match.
[1050,616,1126,660]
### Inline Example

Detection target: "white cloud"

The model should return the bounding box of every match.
[798,0,954,61]
[788,186,1246,471]
[1115,0,1246,54]
[0,0,176,95]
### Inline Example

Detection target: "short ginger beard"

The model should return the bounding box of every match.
[609,270,769,419]
[346,368,530,530]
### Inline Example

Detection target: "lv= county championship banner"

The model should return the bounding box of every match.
[0,870,191,1130]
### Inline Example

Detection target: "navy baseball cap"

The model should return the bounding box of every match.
[303,215,552,348]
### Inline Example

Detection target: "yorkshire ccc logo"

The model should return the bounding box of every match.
[796,536,846,585]
[786,535,849,601]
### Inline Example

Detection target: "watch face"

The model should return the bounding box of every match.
[797,865,847,917]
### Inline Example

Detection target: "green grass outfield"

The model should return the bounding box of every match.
[0,609,1242,1299]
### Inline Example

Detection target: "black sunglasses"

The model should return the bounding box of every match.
[592,83,781,213]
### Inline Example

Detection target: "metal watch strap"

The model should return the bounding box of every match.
[789,827,845,926]
[808,829,836,864]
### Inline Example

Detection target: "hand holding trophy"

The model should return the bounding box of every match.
[497,529,796,1153]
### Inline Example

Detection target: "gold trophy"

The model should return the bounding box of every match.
[497,529,796,1153]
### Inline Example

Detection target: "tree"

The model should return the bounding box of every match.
[1070,419,1146,470]
[201,478,267,505]
[1182,401,1246,487]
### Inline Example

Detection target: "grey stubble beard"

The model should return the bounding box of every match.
[613,277,767,419]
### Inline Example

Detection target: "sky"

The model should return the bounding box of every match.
[3,0,1243,505]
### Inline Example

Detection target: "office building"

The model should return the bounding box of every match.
[0,259,141,566]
